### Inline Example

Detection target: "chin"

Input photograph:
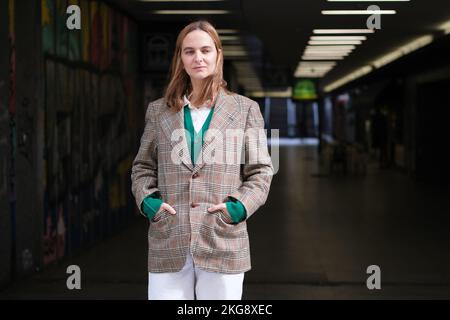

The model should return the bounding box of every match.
[191,73,210,81]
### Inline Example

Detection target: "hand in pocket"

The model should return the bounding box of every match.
[157,202,177,215]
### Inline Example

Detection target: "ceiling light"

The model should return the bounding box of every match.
[327,0,409,2]
[437,21,450,35]
[220,36,240,41]
[303,50,349,56]
[297,62,337,67]
[152,10,230,14]
[324,66,373,92]
[306,45,356,50]
[322,10,396,15]
[305,46,354,50]
[313,29,375,34]
[295,61,336,78]
[223,51,248,56]
[222,45,245,51]
[309,40,363,45]
[324,35,433,92]
[141,0,224,1]
[249,88,292,98]
[217,29,240,34]
[311,36,367,41]
[372,35,433,68]
[302,56,345,60]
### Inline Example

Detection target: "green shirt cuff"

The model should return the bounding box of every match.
[141,193,163,220]
[225,197,247,223]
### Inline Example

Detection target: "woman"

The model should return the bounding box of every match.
[131,20,273,300]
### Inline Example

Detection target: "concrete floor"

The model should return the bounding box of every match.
[1,145,450,299]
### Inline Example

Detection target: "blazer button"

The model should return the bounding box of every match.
[191,202,199,208]
[192,172,199,179]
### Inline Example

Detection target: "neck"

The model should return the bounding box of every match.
[189,78,204,102]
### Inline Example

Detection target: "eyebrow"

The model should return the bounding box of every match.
[183,46,213,51]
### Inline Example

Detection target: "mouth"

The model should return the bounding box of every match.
[194,66,206,70]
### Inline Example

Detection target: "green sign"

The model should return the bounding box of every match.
[293,79,317,100]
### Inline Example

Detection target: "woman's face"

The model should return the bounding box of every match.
[181,30,219,83]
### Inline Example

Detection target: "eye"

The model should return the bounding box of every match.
[202,49,211,54]
[184,50,194,55]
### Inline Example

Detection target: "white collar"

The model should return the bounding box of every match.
[183,95,211,110]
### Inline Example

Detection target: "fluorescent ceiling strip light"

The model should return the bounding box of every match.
[303,52,349,56]
[311,36,367,41]
[297,71,334,75]
[297,64,335,68]
[296,69,335,73]
[296,71,333,75]
[324,35,433,92]
[153,10,230,14]
[298,61,337,65]
[297,65,335,69]
[324,66,373,92]
[296,71,330,75]
[302,56,344,60]
[295,74,329,78]
[306,44,356,50]
[220,36,240,41]
[297,67,335,70]
[305,46,354,50]
[328,0,408,2]
[249,88,292,98]
[296,71,334,74]
[217,29,240,34]
[141,0,224,2]
[296,66,333,71]
[322,10,396,15]
[295,63,334,71]
[372,35,433,68]
[297,70,333,73]
[306,45,356,50]
[223,51,248,56]
[304,53,351,57]
[438,21,450,35]
[305,46,354,51]
[297,66,334,70]
[313,29,375,34]
[309,40,362,45]
[222,45,246,51]
[305,49,353,52]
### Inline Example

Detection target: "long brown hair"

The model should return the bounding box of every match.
[164,21,228,112]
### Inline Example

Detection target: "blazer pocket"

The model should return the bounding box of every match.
[218,209,234,225]
[151,208,169,223]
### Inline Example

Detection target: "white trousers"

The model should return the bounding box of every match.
[148,251,245,300]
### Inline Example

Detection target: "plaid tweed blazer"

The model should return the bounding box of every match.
[131,89,274,274]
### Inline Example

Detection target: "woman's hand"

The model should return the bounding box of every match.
[157,202,177,215]
[208,203,233,223]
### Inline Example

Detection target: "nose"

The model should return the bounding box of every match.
[194,51,204,63]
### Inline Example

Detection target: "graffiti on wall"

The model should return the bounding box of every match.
[8,0,17,255]
[41,0,139,265]
[0,83,7,197]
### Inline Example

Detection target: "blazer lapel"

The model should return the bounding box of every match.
[160,104,194,171]
[193,89,239,173]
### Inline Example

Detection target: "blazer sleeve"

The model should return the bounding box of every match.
[228,100,274,220]
[131,102,161,217]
